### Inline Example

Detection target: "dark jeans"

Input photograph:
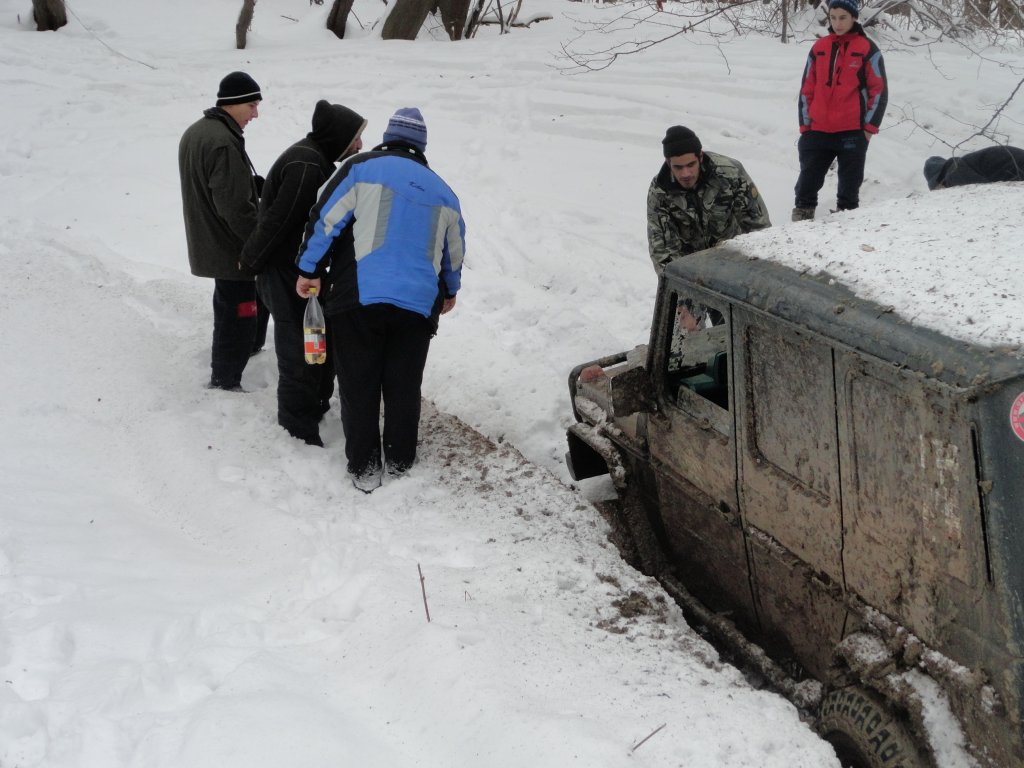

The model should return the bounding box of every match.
[257,266,334,442]
[794,130,868,211]
[330,304,433,477]
[211,278,258,388]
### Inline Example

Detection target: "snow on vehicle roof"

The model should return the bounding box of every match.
[731,183,1024,352]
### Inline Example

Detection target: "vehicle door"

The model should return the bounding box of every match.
[647,283,756,628]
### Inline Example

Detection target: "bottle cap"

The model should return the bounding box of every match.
[308,286,318,296]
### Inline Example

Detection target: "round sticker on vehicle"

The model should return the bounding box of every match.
[1012,392,1024,442]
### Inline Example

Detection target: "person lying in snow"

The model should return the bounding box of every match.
[923,145,1024,190]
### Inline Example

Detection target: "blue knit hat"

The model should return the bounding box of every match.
[829,0,859,18]
[383,107,427,152]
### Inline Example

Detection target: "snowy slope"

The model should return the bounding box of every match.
[1,0,1020,766]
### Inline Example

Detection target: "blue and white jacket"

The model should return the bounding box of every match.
[295,143,466,320]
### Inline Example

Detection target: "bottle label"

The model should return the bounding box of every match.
[304,327,327,364]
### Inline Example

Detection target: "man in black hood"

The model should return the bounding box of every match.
[241,100,367,446]
[923,145,1024,190]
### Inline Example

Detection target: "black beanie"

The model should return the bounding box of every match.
[662,125,702,158]
[216,71,262,107]
[308,100,368,161]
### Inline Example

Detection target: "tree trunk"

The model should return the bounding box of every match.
[236,0,256,50]
[464,0,486,38]
[326,0,354,38]
[436,0,472,39]
[32,0,67,31]
[381,0,435,40]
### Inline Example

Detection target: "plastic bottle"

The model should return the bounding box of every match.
[303,287,327,365]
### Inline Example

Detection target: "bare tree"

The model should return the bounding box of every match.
[558,1,760,73]
[437,0,473,39]
[32,0,67,31]
[465,0,488,38]
[326,0,356,37]
[381,0,436,40]
[558,0,1024,73]
[466,0,527,37]
[236,0,256,49]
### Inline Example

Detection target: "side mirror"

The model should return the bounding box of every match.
[610,365,654,415]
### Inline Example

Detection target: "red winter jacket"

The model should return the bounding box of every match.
[798,24,888,135]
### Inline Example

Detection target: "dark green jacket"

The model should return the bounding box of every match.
[647,151,770,274]
[178,108,258,280]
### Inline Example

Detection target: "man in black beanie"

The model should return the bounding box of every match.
[178,71,265,391]
[240,100,367,446]
[647,125,770,274]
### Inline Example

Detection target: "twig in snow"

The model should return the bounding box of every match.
[418,563,431,623]
[64,2,157,69]
[628,723,666,754]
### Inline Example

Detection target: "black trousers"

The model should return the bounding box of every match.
[330,303,432,477]
[257,265,334,441]
[253,292,270,353]
[211,278,258,388]
[794,130,869,211]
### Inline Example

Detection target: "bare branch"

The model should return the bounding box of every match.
[418,563,431,623]
[972,74,1024,140]
[629,723,667,754]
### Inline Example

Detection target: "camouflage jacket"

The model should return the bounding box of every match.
[646,151,771,274]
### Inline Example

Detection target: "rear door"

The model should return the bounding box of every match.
[732,307,846,676]
[836,352,988,653]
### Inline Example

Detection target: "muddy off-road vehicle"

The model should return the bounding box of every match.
[565,189,1024,768]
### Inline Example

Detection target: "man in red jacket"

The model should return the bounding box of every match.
[792,0,888,221]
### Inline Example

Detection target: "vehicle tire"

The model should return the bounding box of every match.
[816,687,927,768]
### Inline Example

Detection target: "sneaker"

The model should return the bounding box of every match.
[791,206,815,222]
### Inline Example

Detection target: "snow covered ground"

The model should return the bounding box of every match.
[0,0,1020,766]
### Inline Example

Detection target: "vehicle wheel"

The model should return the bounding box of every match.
[816,687,927,768]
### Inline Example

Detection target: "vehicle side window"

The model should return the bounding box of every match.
[664,292,729,411]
